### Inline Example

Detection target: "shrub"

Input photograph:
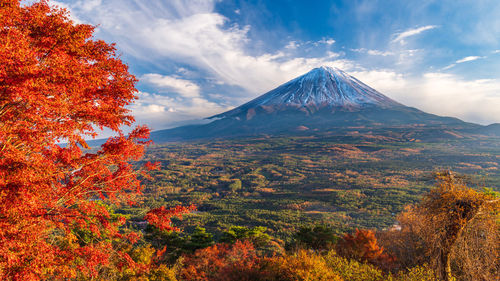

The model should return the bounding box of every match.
[325,250,385,281]
[179,240,262,281]
[390,265,437,281]
[264,250,343,281]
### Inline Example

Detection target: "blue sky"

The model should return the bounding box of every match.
[49,0,500,132]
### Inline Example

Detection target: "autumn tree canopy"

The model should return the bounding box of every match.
[379,171,500,281]
[0,1,170,279]
[336,228,395,271]
[418,171,499,281]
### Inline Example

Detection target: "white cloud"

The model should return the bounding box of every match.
[442,63,456,70]
[143,104,167,113]
[493,50,500,54]
[392,25,437,44]
[351,48,394,56]
[285,41,299,49]
[63,0,344,96]
[319,38,336,45]
[74,0,102,12]
[131,13,341,94]
[442,55,485,70]
[141,74,201,98]
[455,56,484,64]
[351,48,365,53]
[352,70,500,124]
[130,91,230,130]
[395,49,422,66]
[351,70,407,93]
[409,73,500,124]
[367,50,393,56]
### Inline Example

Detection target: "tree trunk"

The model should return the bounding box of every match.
[440,248,453,281]
[440,223,468,281]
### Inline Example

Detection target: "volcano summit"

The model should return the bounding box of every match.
[211,66,401,119]
[151,66,485,142]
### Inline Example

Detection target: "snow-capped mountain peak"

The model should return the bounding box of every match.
[211,66,401,119]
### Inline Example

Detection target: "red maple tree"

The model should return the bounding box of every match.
[0,1,189,280]
[336,229,395,271]
[145,205,196,232]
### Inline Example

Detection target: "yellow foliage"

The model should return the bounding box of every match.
[324,250,384,281]
[266,250,343,281]
[390,265,437,281]
[148,264,177,281]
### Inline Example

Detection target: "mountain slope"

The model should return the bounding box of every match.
[150,66,480,142]
[472,123,500,136]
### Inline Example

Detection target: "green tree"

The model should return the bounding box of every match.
[291,225,339,250]
[185,226,214,252]
[228,179,242,192]
[220,226,271,247]
[144,225,188,263]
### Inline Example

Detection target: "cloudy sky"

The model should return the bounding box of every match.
[49,0,500,132]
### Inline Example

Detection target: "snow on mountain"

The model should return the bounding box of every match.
[211,66,402,119]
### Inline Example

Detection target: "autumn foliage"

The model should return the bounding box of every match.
[180,240,263,281]
[179,241,344,281]
[265,250,343,281]
[336,229,395,271]
[145,205,196,232]
[378,172,499,281]
[0,1,192,280]
[401,172,498,281]
[178,240,437,281]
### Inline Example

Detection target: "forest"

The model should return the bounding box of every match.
[0,1,499,281]
[134,136,500,240]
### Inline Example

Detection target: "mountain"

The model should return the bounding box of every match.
[149,66,484,142]
[210,66,402,119]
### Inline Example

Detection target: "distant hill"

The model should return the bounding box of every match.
[474,123,500,136]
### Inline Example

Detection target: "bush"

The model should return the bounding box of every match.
[325,250,385,281]
[390,265,437,281]
[291,225,339,251]
[179,240,262,281]
[264,250,343,281]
